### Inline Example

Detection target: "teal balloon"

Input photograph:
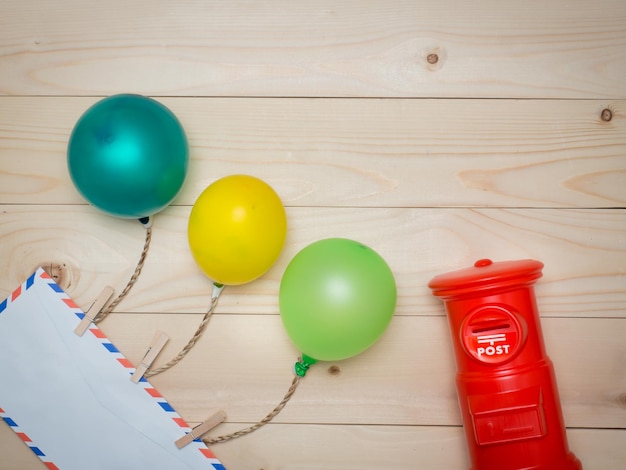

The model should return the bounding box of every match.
[279,238,397,362]
[67,94,188,218]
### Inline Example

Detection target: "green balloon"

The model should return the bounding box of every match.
[279,238,397,362]
[67,94,188,218]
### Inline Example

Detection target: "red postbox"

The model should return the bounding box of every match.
[428,259,582,470]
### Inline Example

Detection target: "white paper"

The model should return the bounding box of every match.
[0,268,225,470]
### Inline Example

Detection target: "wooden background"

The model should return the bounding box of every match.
[1,1,625,468]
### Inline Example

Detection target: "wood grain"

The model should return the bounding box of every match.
[0,205,624,317]
[0,205,626,317]
[1,1,625,468]
[4,313,623,468]
[1,97,625,208]
[1,1,625,98]
[99,314,626,429]
[2,420,624,470]
[192,427,626,469]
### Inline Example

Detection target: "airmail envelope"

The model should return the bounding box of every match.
[0,268,225,470]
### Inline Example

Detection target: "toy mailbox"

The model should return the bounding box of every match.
[428,259,582,470]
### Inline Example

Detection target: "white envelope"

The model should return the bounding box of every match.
[0,268,225,470]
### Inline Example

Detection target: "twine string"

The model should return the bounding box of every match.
[93,222,152,324]
[203,374,302,445]
[145,289,222,378]
[200,356,315,445]
[86,215,307,444]
[88,215,220,378]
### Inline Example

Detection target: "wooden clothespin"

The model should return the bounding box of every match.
[130,331,169,383]
[175,410,226,449]
[74,286,114,336]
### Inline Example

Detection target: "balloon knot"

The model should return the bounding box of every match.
[138,216,152,228]
[211,282,225,300]
[294,355,317,377]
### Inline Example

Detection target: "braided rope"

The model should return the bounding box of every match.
[145,293,220,378]
[202,375,301,445]
[93,224,152,324]
[86,216,304,444]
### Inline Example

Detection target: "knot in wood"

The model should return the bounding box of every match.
[328,365,342,376]
[601,108,613,122]
[427,53,439,65]
[43,262,72,290]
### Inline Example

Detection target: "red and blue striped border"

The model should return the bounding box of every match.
[86,325,224,468]
[0,271,59,468]
[0,406,59,470]
[1,269,225,470]
[0,270,36,315]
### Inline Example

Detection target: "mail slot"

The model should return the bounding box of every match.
[461,304,525,364]
[429,259,582,470]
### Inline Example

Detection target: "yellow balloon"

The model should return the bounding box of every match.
[188,175,287,285]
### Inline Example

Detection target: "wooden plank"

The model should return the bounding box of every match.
[196,426,626,470]
[1,97,625,208]
[89,314,626,429]
[0,205,624,318]
[2,418,623,470]
[1,1,625,98]
[1,2,624,469]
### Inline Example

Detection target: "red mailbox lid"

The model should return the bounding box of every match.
[428,259,544,300]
